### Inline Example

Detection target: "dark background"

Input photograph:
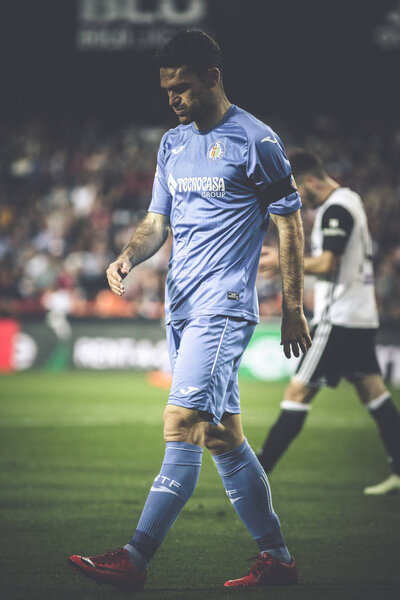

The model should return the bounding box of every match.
[1,0,399,126]
[1,0,399,331]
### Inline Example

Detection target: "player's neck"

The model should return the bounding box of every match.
[194,94,231,131]
[319,179,340,204]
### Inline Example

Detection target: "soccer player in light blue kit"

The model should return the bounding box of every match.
[69,30,311,590]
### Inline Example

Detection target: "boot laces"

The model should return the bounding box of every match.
[92,547,126,565]
[246,553,274,579]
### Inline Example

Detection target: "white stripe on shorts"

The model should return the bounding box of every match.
[210,317,229,376]
[296,321,332,384]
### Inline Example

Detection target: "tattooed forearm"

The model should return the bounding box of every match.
[271,210,305,313]
[119,212,170,269]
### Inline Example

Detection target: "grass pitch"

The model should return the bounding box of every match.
[0,372,399,600]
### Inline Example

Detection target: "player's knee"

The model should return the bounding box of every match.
[203,433,226,453]
[285,380,312,404]
[352,374,387,404]
[163,406,190,441]
[163,405,204,445]
[203,423,243,455]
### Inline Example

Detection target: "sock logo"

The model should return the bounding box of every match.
[225,488,243,504]
[229,497,243,504]
[150,475,182,497]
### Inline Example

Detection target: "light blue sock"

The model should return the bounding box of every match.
[125,441,203,567]
[212,438,291,564]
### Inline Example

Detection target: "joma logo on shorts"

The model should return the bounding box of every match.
[180,386,200,395]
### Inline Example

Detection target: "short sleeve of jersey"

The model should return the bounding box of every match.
[246,133,301,215]
[321,204,354,255]
[148,134,172,217]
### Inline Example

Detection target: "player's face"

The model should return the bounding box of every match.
[297,179,319,209]
[160,66,211,125]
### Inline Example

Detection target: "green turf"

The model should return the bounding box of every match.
[0,372,399,600]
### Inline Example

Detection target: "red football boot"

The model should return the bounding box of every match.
[224,551,298,587]
[68,547,147,590]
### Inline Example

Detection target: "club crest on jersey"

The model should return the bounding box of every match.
[207,139,226,161]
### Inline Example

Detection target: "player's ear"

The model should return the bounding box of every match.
[304,174,315,186]
[205,67,221,88]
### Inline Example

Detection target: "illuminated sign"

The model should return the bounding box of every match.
[77,0,209,50]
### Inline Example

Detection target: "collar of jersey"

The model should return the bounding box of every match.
[191,104,236,135]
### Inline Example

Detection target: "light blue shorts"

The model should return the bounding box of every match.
[166,315,256,426]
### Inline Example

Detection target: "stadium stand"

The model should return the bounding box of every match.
[0,115,399,324]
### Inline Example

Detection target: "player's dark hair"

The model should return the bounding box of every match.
[155,30,223,79]
[288,149,327,180]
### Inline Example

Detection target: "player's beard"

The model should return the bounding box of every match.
[173,104,193,124]
[176,96,209,126]
[302,187,319,208]
[176,113,192,124]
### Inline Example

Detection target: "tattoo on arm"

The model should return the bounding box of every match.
[119,212,170,268]
[271,210,304,313]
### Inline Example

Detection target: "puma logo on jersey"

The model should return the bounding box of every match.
[180,386,200,395]
[171,144,186,155]
[261,136,278,144]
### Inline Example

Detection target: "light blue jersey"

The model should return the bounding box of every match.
[149,104,301,323]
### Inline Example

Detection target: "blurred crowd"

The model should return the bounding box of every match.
[1,115,399,325]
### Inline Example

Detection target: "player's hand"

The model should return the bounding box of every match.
[106,257,132,296]
[258,246,280,278]
[281,309,312,359]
